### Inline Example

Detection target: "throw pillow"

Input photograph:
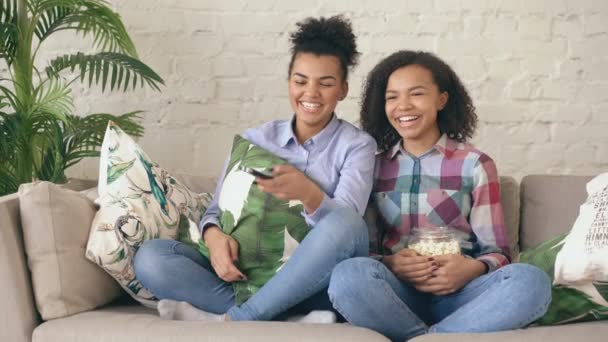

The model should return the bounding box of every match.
[520,173,608,325]
[199,135,310,304]
[19,182,123,320]
[520,234,608,325]
[554,173,608,284]
[86,122,212,307]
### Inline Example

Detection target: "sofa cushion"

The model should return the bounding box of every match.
[520,233,608,325]
[498,176,520,257]
[18,182,123,320]
[520,175,594,251]
[408,320,608,342]
[32,304,389,342]
[199,134,310,304]
[86,122,212,307]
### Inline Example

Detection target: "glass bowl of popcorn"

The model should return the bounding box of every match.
[408,227,461,256]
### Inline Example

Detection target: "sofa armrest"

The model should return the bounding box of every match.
[0,194,39,342]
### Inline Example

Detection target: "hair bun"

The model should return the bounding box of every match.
[290,15,359,70]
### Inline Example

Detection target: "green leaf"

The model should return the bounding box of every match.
[594,281,608,303]
[61,111,143,169]
[46,52,164,92]
[537,286,608,325]
[519,233,567,279]
[32,0,138,57]
[33,3,74,42]
[30,78,73,120]
[0,0,17,23]
[0,0,162,196]
[107,158,134,184]
[0,21,17,64]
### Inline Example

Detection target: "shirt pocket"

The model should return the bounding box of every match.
[372,191,402,227]
[425,188,468,228]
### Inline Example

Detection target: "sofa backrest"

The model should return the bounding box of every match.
[0,179,97,342]
[499,176,520,257]
[519,175,594,251]
[0,194,39,342]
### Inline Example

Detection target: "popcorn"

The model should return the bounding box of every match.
[408,227,461,256]
[409,239,460,256]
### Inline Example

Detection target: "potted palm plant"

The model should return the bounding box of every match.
[0,0,164,196]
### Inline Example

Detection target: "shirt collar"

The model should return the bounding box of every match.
[278,114,340,148]
[387,133,455,159]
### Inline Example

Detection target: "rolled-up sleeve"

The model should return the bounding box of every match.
[302,136,377,226]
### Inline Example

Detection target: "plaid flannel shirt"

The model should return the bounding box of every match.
[366,134,511,272]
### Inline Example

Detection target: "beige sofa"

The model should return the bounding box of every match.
[1,174,607,342]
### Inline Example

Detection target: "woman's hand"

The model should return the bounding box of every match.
[203,226,247,283]
[413,254,486,295]
[383,249,437,285]
[255,165,324,214]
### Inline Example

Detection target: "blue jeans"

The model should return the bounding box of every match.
[328,257,552,342]
[133,207,369,321]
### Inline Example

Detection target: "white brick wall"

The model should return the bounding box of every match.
[36,0,605,181]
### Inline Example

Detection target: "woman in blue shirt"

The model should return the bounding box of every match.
[133,15,376,322]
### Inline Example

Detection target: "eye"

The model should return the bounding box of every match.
[294,80,306,85]
[411,92,425,96]
[385,95,396,101]
[320,83,334,87]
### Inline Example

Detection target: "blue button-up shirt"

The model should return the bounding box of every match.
[199,115,377,231]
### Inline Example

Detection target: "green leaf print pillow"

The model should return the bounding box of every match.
[86,122,212,307]
[199,135,310,304]
[520,234,608,325]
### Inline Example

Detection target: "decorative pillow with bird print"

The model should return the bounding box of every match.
[85,122,212,307]
[198,135,310,304]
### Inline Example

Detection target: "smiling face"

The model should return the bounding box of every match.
[288,53,348,141]
[385,64,448,153]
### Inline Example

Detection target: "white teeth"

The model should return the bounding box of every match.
[301,101,321,109]
[398,116,418,122]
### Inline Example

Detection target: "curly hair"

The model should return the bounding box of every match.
[360,50,477,152]
[288,15,360,80]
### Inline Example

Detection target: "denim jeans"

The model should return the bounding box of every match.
[133,207,369,321]
[328,257,552,342]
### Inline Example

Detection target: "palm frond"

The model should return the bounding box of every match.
[0,84,19,109]
[0,164,19,195]
[46,52,164,91]
[0,0,18,64]
[0,109,63,194]
[0,111,17,163]
[0,22,17,63]
[30,78,73,120]
[33,0,138,57]
[62,111,143,169]
[33,3,75,42]
[0,0,17,22]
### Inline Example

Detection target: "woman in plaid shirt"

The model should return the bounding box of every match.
[328,51,552,341]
